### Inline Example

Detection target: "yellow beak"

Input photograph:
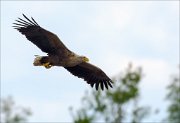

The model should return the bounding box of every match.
[84,57,89,62]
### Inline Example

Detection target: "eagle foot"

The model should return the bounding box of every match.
[42,62,52,69]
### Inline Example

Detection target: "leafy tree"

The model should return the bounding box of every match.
[165,68,180,123]
[0,96,32,123]
[70,63,150,123]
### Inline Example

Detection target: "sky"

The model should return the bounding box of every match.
[1,1,179,122]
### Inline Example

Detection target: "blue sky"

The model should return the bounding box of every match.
[1,1,179,122]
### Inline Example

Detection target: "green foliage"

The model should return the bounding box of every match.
[131,99,150,123]
[0,96,32,123]
[165,69,180,123]
[70,63,150,123]
[69,107,94,123]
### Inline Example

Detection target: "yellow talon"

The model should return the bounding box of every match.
[42,62,52,69]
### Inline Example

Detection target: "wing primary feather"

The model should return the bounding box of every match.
[95,82,100,90]
[12,25,21,28]
[14,26,26,30]
[22,14,37,26]
[12,26,23,29]
[13,23,28,27]
[31,17,39,26]
[90,83,95,88]
[100,82,104,90]
[15,20,32,26]
[109,80,113,84]
[107,81,113,88]
[104,81,109,89]
[18,18,34,26]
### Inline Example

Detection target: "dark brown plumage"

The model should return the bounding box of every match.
[65,62,113,90]
[13,14,113,90]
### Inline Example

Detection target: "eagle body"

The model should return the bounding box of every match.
[34,53,87,67]
[13,14,113,90]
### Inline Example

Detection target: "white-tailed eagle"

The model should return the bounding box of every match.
[13,14,113,90]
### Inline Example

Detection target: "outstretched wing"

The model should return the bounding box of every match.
[13,14,71,55]
[64,62,113,90]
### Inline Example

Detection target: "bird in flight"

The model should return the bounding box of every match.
[13,14,113,90]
